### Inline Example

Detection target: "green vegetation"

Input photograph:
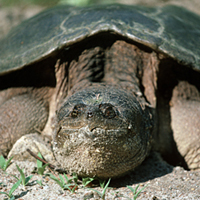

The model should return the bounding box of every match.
[16,165,33,187]
[127,184,148,200]
[48,175,112,199]
[0,157,148,200]
[98,178,110,189]
[82,177,94,186]
[0,155,13,171]
[87,178,111,200]
[36,180,43,186]
[0,178,21,200]
[0,152,147,199]
[49,173,78,193]
[36,152,49,176]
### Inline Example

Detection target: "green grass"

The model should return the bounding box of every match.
[49,173,78,193]
[86,178,111,200]
[82,177,94,186]
[0,179,21,200]
[0,155,14,171]
[127,184,148,200]
[35,152,49,176]
[49,172,112,198]
[0,155,148,200]
[16,165,33,188]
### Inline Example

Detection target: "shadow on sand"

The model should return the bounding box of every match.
[110,152,174,187]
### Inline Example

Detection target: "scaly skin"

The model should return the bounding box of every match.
[1,38,200,178]
[53,86,152,178]
[52,40,153,178]
[0,40,153,178]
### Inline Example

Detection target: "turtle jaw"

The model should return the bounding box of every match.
[53,125,149,179]
[53,86,153,178]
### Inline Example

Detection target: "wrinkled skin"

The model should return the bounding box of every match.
[1,37,200,178]
[0,39,154,178]
[53,86,152,178]
[0,4,200,178]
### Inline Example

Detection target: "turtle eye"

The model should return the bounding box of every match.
[70,110,78,118]
[99,103,116,119]
[70,104,86,118]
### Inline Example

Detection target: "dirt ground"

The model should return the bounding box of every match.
[0,1,200,199]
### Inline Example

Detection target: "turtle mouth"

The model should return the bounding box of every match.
[82,125,129,138]
[53,124,133,151]
[55,124,131,142]
[53,124,147,179]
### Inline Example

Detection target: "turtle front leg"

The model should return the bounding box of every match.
[0,93,49,157]
[170,81,200,170]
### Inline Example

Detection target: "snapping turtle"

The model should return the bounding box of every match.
[0,4,200,179]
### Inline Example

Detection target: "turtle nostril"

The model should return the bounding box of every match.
[87,111,93,118]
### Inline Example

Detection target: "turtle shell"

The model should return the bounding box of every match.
[0,4,200,75]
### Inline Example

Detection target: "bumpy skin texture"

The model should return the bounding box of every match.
[50,40,153,178]
[0,39,154,178]
[170,81,200,170]
[0,4,200,178]
[0,90,49,156]
[53,86,152,178]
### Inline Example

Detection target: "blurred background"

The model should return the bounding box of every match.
[0,0,200,39]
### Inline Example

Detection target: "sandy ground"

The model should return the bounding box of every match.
[0,1,200,199]
[1,152,200,199]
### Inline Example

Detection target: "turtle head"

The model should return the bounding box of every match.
[53,86,152,178]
